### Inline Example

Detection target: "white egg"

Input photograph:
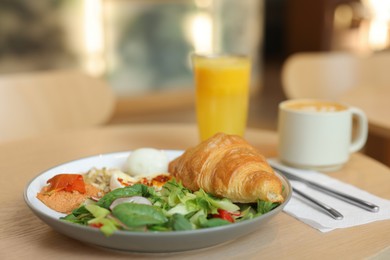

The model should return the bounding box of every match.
[109,171,137,190]
[125,148,169,177]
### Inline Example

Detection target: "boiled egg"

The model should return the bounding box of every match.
[109,170,137,190]
[125,148,169,177]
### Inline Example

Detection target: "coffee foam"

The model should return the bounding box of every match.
[285,101,346,112]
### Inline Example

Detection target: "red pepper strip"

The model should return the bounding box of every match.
[212,209,235,223]
[89,223,103,228]
[47,174,86,194]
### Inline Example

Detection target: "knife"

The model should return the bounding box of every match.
[272,165,380,212]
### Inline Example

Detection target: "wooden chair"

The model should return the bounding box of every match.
[281,51,390,99]
[0,69,116,142]
[281,51,390,165]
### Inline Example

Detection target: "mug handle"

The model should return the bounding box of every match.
[349,107,368,153]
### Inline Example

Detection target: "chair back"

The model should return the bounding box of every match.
[281,51,390,100]
[0,69,116,142]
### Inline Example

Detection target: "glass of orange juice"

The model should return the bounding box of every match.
[192,54,251,141]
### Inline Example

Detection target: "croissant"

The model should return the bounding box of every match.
[168,133,284,203]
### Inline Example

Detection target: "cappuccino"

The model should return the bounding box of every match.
[284,101,346,113]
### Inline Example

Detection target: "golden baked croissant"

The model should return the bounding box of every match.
[168,133,284,203]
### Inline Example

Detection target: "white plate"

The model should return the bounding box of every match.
[24,150,292,253]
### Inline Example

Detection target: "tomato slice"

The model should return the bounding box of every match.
[212,209,235,223]
[47,174,86,194]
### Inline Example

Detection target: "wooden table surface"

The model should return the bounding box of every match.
[1,123,390,259]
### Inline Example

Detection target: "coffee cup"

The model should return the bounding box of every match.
[278,99,368,171]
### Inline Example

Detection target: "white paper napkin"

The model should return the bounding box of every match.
[268,158,390,232]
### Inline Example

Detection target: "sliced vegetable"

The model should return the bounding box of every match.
[96,184,148,209]
[88,217,119,236]
[212,209,235,223]
[61,179,281,235]
[85,204,110,218]
[109,196,152,210]
[85,204,119,236]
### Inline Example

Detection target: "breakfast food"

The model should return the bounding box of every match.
[36,174,103,213]
[37,149,171,214]
[168,132,284,203]
[125,148,169,177]
[34,143,284,236]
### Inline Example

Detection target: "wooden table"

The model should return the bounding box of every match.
[2,124,390,259]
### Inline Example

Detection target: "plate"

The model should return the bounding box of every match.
[24,150,292,253]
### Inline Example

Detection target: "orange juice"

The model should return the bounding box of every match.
[193,55,251,140]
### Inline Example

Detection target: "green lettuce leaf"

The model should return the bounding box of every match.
[112,203,168,227]
[96,184,148,209]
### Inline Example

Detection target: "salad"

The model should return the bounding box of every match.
[62,178,280,236]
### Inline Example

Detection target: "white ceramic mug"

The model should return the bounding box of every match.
[278,99,368,171]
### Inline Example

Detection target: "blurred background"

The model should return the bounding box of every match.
[0,0,389,128]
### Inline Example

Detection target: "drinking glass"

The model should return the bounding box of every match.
[192,54,251,141]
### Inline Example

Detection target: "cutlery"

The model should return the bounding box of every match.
[273,165,380,212]
[292,187,344,220]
